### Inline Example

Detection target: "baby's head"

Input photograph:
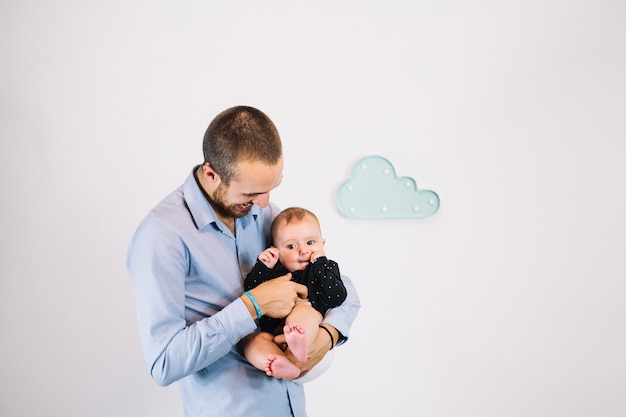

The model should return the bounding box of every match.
[271,207,325,272]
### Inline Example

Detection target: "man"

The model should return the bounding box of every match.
[126,106,360,417]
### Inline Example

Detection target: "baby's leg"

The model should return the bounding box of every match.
[242,331,301,379]
[283,324,306,363]
[241,331,284,372]
[265,354,301,379]
[284,302,324,363]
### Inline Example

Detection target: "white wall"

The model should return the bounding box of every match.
[2,1,625,416]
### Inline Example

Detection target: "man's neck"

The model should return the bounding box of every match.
[193,165,236,235]
[219,215,235,236]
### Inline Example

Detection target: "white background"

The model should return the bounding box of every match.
[1,1,625,416]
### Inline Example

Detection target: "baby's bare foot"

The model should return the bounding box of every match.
[284,324,307,363]
[265,354,300,379]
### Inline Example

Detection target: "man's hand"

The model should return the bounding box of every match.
[244,274,308,319]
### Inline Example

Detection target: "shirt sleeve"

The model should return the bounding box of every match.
[126,214,257,386]
[244,260,274,290]
[305,257,348,314]
[320,273,361,347]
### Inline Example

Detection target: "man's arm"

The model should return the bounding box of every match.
[127,216,258,386]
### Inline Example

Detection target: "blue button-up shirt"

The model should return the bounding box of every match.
[127,168,361,417]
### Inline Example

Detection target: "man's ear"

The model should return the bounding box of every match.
[202,163,219,182]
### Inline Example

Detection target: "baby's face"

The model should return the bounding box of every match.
[273,215,324,272]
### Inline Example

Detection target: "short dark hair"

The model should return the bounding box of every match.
[203,106,282,184]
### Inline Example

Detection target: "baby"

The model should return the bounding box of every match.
[241,207,347,379]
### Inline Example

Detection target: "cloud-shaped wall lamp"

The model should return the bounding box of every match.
[336,155,440,219]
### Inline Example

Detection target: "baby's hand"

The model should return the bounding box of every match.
[310,250,326,264]
[258,247,280,268]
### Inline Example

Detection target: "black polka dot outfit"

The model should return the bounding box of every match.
[244,256,348,333]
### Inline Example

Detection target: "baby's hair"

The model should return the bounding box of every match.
[271,207,320,237]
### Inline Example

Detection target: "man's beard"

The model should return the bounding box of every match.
[210,183,251,219]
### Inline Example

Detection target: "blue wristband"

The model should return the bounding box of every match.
[243,291,262,320]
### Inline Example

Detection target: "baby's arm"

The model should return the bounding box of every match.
[258,247,280,268]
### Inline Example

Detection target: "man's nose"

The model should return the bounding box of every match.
[252,193,270,208]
